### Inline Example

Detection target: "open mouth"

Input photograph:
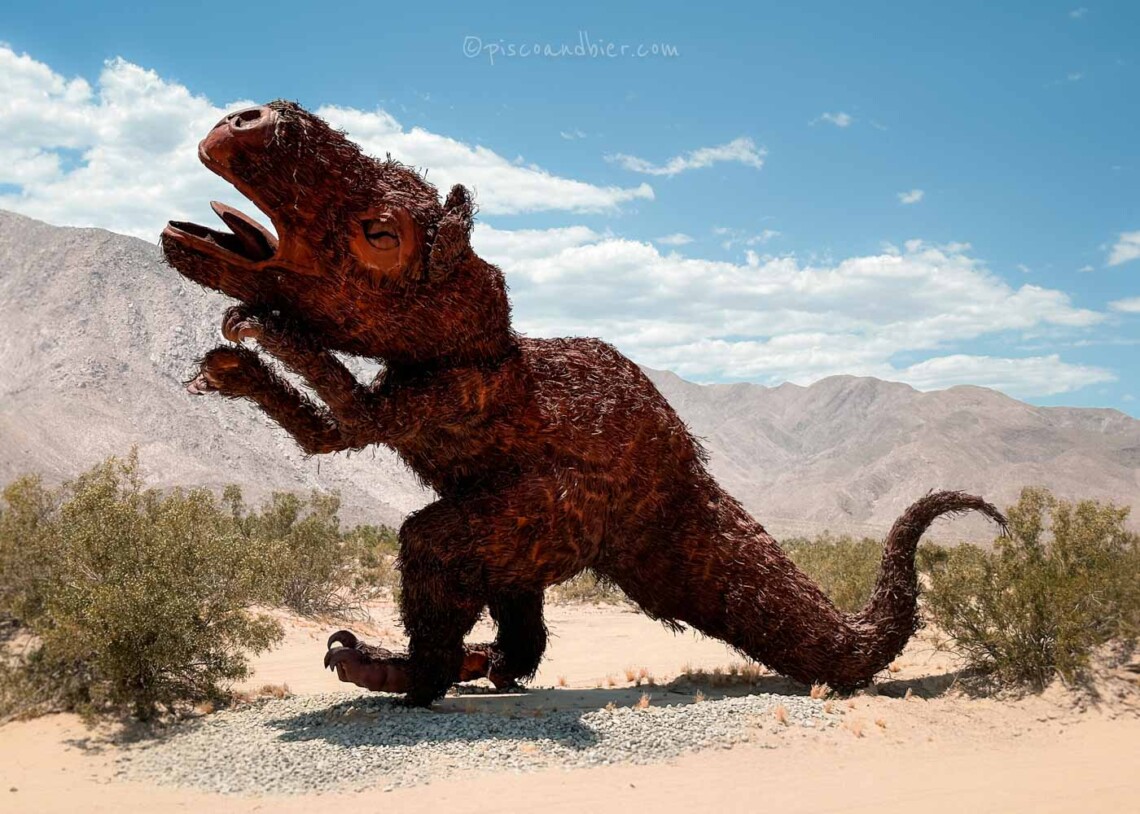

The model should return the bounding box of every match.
[165,201,278,265]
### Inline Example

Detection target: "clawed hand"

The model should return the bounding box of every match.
[222,304,266,344]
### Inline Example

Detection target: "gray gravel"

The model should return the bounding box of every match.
[117,690,834,794]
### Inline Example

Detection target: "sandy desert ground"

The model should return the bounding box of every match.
[2,601,1138,813]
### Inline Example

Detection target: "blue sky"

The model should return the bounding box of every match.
[1,1,1137,413]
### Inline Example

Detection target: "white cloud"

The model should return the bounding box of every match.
[814,112,854,128]
[471,224,601,260]
[1070,7,1088,19]
[655,233,693,246]
[0,45,1115,400]
[320,106,652,216]
[559,129,587,140]
[897,354,1112,395]
[1110,297,1140,314]
[715,227,781,250]
[897,189,925,205]
[473,229,1108,397]
[1067,71,1085,82]
[1079,264,1095,273]
[0,45,653,239]
[1107,231,1140,266]
[1017,264,1031,274]
[605,137,765,177]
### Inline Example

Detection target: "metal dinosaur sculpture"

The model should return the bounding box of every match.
[162,101,1005,707]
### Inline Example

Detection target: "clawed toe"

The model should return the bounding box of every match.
[327,629,359,651]
[324,645,362,672]
[322,630,410,694]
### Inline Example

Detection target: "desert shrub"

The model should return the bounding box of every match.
[549,570,631,605]
[235,490,361,616]
[345,524,401,599]
[780,533,884,612]
[0,474,59,631]
[0,453,282,720]
[924,487,1140,688]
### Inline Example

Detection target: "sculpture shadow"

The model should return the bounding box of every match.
[260,671,833,752]
[264,693,603,751]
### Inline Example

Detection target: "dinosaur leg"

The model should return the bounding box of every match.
[325,474,592,706]
[460,592,548,690]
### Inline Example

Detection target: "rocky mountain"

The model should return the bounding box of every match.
[2,210,1138,538]
[640,369,1140,539]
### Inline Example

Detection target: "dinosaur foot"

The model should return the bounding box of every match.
[324,630,411,693]
[459,644,527,691]
[324,631,526,695]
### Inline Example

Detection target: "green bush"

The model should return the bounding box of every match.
[779,532,884,613]
[345,524,401,599]
[0,474,59,631]
[234,489,360,616]
[924,487,1140,688]
[0,453,282,720]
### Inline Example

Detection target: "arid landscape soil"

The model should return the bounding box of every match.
[2,601,1137,813]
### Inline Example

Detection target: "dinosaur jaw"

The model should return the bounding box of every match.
[162,104,321,278]
[164,201,277,268]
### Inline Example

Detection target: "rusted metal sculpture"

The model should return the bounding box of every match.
[162,101,1005,707]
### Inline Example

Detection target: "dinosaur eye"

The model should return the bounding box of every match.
[362,219,399,250]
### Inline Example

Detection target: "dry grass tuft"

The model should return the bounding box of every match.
[605,674,616,688]
[678,661,766,688]
[823,700,835,714]
[257,682,291,699]
[846,719,866,738]
[875,717,887,729]
[557,675,568,688]
[810,682,831,699]
[693,690,706,703]
[774,704,789,725]
[624,667,637,683]
[230,682,292,704]
[635,693,651,710]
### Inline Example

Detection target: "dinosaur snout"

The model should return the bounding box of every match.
[198,105,278,169]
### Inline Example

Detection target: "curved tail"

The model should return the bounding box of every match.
[846,490,1007,686]
[711,490,1006,691]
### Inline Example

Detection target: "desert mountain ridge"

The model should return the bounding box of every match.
[2,209,1138,539]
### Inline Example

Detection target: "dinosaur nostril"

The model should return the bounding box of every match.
[230,107,265,129]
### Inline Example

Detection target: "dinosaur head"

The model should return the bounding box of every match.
[162,100,509,364]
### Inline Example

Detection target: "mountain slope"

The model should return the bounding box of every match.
[2,210,1137,537]
[641,369,1140,538]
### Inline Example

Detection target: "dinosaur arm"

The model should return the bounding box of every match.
[221,305,380,436]
[188,345,370,454]
[222,306,529,448]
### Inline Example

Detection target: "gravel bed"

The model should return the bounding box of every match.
[117,690,833,794]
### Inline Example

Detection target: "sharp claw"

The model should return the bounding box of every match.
[222,307,261,344]
[186,373,216,395]
[327,630,359,651]
[324,647,360,672]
